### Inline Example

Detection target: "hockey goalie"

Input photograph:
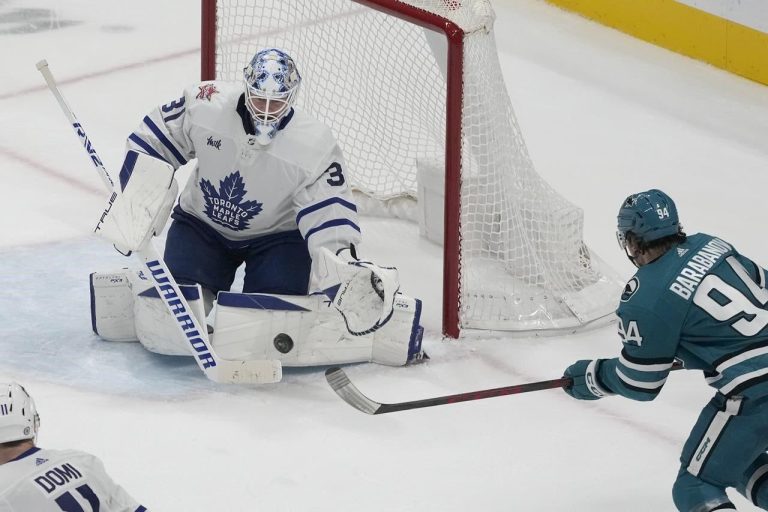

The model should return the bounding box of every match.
[89,48,425,370]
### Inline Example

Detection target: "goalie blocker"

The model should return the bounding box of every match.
[90,269,424,367]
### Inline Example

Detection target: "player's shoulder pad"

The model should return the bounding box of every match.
[663,232,735,302]
[283,107,336,145]
[45,448,102,465]
[619,242,699,310]
[617,274,666,330]
[621,261,672,306]
[272,108,340,170]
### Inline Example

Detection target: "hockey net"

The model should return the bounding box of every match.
[201,0,623,337]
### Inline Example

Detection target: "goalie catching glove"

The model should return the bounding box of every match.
[314,246,400,335]
[94,150,178,255]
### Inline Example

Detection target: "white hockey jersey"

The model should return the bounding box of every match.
[125,80,361,259]
[0,447,146,512]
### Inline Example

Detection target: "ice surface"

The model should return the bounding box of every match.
[1,0,767,510]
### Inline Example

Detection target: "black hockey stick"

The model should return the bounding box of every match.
[326,361,685,414]
[325,367,570,415]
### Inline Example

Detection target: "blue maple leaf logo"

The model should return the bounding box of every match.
[200,171,263,231]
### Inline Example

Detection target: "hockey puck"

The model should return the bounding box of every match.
[273,333,294,354]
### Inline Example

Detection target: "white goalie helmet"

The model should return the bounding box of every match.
[0,383,40,444]
[243,48,302,145]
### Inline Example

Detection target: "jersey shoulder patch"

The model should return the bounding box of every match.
[185,80,241,109]
[195,82,220,101]
[620,276,640,302]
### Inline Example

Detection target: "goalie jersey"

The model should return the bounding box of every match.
[598,233,768,401]
[125,80,361,259]
[0,447,146,511]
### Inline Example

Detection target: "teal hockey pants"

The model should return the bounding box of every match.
[673,393,768,511]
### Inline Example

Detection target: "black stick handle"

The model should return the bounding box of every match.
[377,377,572,414]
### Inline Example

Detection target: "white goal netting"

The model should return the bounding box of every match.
[208,0,622,334]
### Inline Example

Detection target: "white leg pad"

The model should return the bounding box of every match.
[89,270,137,342]
[130,272,207,356]
[90,269,207,355]
[371,294,423,366]
[211,292,423,367]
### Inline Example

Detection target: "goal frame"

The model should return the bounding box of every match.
[201,0,466,337]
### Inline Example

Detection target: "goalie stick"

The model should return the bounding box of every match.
[36,59,282,384]
[326,362,684,414]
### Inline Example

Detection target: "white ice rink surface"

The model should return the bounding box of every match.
[2,0,768,510]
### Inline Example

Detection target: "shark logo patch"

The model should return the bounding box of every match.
[621,277,640,302]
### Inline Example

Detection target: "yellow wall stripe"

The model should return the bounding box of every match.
[545,0,768,86]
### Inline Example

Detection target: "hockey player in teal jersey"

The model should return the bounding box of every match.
[563,189,768,511]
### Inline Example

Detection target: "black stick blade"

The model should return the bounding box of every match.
[325,367,382,415]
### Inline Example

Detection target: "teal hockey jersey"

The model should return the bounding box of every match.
[598,233,768,401]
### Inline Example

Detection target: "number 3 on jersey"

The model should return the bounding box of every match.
[694,256,768,336]
[325,162,345,186]
[161,96,186,123]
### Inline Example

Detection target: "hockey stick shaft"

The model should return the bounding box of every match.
[379,377,569,413]
[36,59,281,384]
[326,362,684,414]
[326,366,568,414]
[36,61,114,190]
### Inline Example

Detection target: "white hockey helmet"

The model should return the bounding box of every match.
[243,48,302,145]
[0,383,40,444]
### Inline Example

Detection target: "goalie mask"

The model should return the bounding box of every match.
[0,383,40,444]
[243,48,302,145]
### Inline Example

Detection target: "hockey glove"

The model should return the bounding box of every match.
[563,359,613,400]
[314,246,400,336]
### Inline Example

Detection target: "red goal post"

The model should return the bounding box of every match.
[200,0,622,338]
